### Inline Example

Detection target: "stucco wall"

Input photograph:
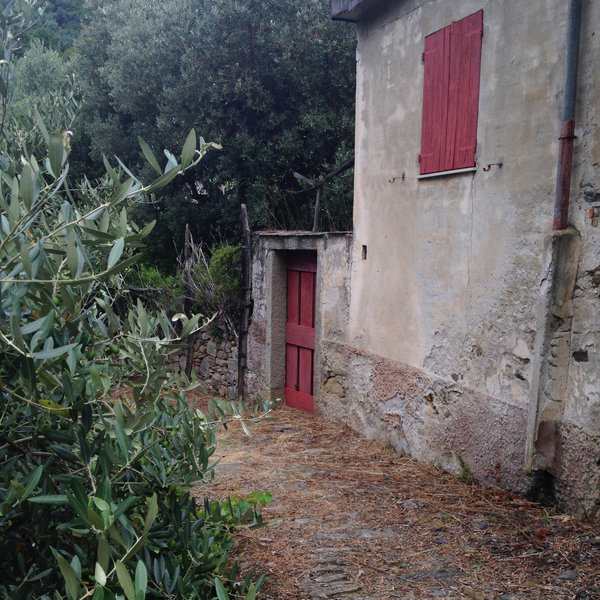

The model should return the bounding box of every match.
[248,0,599,514]
[328,0,600,513]
[350,0,568,376]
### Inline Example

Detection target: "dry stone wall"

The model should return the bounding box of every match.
[166,331,238,400]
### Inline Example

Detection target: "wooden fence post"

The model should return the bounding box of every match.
[238,204,252,402]
[183,223,195,379]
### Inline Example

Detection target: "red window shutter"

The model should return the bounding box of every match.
[420,26,450,175]
[420,10,483,175]
[449,10,483,170]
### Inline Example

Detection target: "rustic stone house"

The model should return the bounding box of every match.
[247,0,600,514]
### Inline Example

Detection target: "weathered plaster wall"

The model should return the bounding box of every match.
[557,2,600,512]
[248,0,600,514]
[326,0,600,513]
[350,0,566,379]
[320,343,531,493]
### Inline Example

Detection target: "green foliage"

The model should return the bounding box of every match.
[0,7,78,169]
[208,246,241,301]
[317,144,354,232]
[1,391,267,599]
[73,0,356,265]
[457,456,477,486]
[0,129,263,596]
[206,244,241,325]
[0,5,267,597]
[125,264,185,316]
[189,243,242,337]
[20,0,89,55]
[201,491,272,534]
[12,39,69,102]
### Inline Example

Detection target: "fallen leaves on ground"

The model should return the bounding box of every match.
[191,400,600,599]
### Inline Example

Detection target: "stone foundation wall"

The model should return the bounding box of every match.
[166,331,238,400]
[320,340,532,491]
[319,339,600,515]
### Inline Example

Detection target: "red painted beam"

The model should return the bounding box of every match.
[286,323,316,350]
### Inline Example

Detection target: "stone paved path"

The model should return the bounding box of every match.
[195,406,600,600]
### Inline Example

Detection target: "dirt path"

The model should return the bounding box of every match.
[193,405,600,599]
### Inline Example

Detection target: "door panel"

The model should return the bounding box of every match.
[285,253,316,412]
[285,345,298,390]
[286,270,299,323]
[300,271,314,326]
[298,348,314,395]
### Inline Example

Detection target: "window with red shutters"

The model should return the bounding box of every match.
[419,10,483,176]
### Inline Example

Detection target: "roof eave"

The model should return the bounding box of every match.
[330,0,381,22]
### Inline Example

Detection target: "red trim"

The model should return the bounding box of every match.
[420,25,450,174]
[553,120,576,230]
[452,10,483,170]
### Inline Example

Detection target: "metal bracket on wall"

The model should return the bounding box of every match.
[482,162,503,171]
[389,173,406,183]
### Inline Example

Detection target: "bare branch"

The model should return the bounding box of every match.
[285,156,355,196]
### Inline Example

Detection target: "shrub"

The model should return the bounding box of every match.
[125,264,185,317]
[182,243,242,338]
[0,127,264,598]
[0,4,266,597]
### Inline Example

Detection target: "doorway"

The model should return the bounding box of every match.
[285,252,317,412]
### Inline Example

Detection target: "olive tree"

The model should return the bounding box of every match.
[0,3,268,598]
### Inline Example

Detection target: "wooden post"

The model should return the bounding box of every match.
[287,157,354,231]
[183,223,195,379]
[312,187,321,233]
[238,204,252,402]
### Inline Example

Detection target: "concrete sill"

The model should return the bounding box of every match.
[417,166,478,180]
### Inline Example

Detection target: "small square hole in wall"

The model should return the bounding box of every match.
[362,245,367,260]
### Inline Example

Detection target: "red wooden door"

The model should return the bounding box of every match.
[285,253,316,412]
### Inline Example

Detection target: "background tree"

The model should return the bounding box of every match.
[73,0,356,269]
[0,0,77,165]
[20,0,89,55]
[12,39,69,101]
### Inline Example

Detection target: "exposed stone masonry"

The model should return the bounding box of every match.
[166,331,238,400]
